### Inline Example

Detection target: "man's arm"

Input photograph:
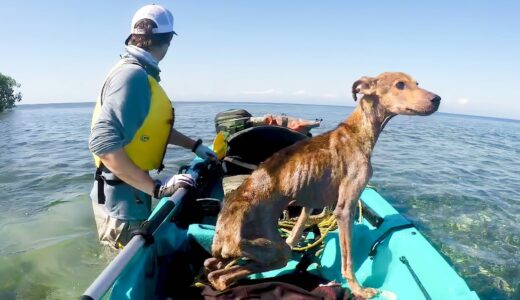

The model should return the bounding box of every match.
[168,127,198,149]
[168,128,217,160]
[99,148,155,196]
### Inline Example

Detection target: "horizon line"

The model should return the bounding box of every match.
[15,100,520,123]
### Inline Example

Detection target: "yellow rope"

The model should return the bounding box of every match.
[279,199,366,253]
[280,211,338,252]
[193,281,207,288]
[366,183,377,191]
[225,258,240,269]
[291,216,337,251]
[116,241,125,250]
[358,200,363,224]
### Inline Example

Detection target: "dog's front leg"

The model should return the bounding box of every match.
[286,206,311,247]
[335,179,378,299]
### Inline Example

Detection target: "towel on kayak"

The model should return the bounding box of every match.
[200,273,350,300]
[250,114,321,136]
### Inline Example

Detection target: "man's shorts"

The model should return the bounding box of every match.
[92,202,144,250]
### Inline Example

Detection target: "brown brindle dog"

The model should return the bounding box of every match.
[205,72,441,299]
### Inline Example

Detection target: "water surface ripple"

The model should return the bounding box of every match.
[0,102,518,299]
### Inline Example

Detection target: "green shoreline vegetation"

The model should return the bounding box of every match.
[0,73,22,112]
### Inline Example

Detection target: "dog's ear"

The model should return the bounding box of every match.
[352,76,377,101]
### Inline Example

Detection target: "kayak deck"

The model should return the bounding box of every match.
[89,120,479,299]
[185,188,478,300]
[105,158,479,299]
[108,187,479,299]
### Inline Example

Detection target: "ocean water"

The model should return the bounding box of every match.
[0,102,519,300]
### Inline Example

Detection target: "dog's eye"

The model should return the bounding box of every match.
[395,82,406,90]
[416,82,419,86]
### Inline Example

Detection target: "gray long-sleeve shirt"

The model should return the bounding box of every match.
[89,51,162,220]
[89,62,150,155]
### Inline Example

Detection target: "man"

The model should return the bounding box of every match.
[89,4,216,249]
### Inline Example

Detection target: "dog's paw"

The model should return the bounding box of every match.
[207,272,228,291]
[204,257,221,272]
[351,287,379,299]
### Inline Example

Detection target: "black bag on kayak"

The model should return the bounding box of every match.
[214,109,252,136]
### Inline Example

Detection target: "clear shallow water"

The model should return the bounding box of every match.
[0,102,519,299]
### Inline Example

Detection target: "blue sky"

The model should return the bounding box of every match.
[0,0,518,120]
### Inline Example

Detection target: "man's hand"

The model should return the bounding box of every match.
[192,139,217,160]
[153,174,195,199]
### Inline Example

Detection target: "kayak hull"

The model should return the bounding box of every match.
[109,181,478,299]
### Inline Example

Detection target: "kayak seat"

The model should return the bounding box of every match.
[174,198,221,228]
[188,223,215,254]
[224,126,308,176]
[221,125,310,197]
[222,174,249,195]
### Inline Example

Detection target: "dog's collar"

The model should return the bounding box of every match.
[380,114,396,132]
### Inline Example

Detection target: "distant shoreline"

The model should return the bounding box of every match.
[16,101,520,123]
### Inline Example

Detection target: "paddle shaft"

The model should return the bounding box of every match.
[81,185,192,300]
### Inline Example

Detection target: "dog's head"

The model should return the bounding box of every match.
[352,72,441,116]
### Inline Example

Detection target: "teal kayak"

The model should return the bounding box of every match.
[83,121,479,300]
[89,167,478,299]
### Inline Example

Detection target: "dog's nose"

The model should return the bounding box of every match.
[430,95,441,105]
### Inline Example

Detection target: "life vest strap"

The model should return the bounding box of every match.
[94,163,124,205]
[95,166,106,205]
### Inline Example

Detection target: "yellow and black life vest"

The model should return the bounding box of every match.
[91,59,174,203]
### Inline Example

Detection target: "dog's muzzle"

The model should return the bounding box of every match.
[430,95,441,108]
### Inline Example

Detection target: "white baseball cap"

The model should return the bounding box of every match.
[130,4,176,33]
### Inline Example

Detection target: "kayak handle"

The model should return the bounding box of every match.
[368,223,414,258]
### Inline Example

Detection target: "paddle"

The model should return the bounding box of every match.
[81,160,211,300]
